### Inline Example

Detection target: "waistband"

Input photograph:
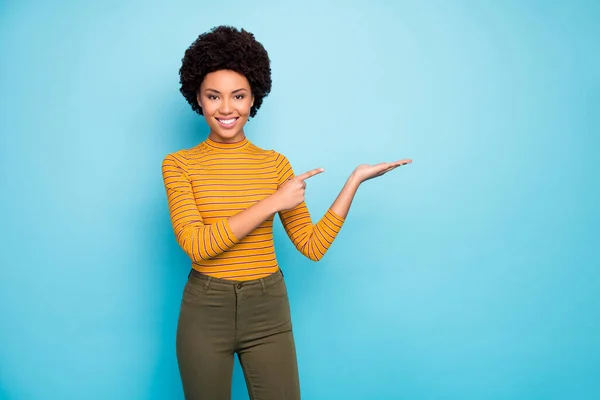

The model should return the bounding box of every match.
[188,268,284,291]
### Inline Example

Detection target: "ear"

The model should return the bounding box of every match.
[251,94,255,108]
[196,92,202,108]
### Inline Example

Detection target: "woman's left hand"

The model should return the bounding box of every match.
[351,159,412,184]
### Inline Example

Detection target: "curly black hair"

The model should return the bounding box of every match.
[179,26,272,118]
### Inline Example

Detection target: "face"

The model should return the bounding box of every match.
[197,69,254,143]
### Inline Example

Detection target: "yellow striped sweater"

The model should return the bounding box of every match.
[161,137,345,281]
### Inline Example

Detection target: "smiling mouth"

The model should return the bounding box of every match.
[216,117,239,126]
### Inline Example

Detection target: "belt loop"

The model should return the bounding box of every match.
[260,278,266,294]
[203,276,211,291]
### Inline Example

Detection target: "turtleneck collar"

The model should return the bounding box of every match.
[204,136,250,150]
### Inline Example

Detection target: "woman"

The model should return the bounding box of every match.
[162,25,411,400]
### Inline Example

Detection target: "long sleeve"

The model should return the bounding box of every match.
[275,153,345,261]
[162,153,239,262]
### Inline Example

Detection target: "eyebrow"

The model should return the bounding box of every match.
[204,88,248,94]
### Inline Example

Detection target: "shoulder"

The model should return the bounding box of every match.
[246,142,290,163]
[162,143,207,169]
[162,149,189,169]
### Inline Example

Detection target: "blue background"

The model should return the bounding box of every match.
[1,1,599,399]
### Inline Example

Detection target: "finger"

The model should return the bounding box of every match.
[296,168,325,181]
[383,160,410,169]
[381,165,398,174]
[381,163,406,174]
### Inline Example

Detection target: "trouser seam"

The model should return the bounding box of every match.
[239,355,257,400]
[234,290,239,347]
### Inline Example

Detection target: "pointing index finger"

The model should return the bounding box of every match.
[296,168,325,181]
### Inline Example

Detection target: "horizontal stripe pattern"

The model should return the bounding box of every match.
[162,137,345,281]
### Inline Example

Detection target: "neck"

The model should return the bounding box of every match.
[208,130,246,144]
[205,135,249,150]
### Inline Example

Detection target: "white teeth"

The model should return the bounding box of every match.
[218,118,236,125]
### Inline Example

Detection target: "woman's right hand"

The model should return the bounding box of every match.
[272,168,324,211]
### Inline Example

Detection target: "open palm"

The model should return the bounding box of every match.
[353,159,412,183]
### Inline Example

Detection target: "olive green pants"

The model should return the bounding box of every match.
[176,269,301,400]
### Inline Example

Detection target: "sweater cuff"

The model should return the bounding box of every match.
[219,219,239,246]
[326,208,346,226]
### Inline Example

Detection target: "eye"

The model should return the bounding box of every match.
[207,95,218,100]
[234,94,245,100]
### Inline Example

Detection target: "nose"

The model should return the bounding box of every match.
[219,98,233,114]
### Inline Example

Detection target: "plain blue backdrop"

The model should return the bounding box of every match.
[1,1,599,399]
